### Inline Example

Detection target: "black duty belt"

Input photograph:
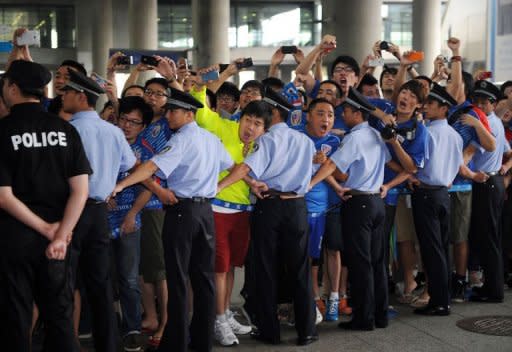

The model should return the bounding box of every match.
[261,189,303,199]
[415,183,447,190]
[486,171,500,177]
[347,190,380,196]
[176,197,212,204]
[86,198,104,205]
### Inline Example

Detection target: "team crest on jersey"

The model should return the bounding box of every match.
[151,124,161,138]
[159,145,172,154]
[290,110,302,126]
[320,144,332,155]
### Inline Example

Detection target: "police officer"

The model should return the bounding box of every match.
[468,80,512,302]
[409,84,464,315]
[61,69,137,351]
[0,60,91,351]
[111,88,233,352]
[217,88,318,346]
[310,87,393,330]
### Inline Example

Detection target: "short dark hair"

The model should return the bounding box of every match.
[308,97,335,113]
[415,75,433,86]
[379,66,398,87]
[144,77,168,90]
[241,100,273,130]
[500,80,512,97]
[216,81,240,102]
[399,80,426,104]
[357,74,378,93]
[331,55,360,77]
[119,96,154,126]
[121,84,145,98]
[59,60,87,76]
[241,80,264,97]
[262,77,285,91]
[84,91,99,108]
[319,80,342,98]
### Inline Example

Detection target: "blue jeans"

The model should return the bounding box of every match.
[112,230,141,334]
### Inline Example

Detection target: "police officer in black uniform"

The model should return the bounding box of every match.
[0,60,91,351]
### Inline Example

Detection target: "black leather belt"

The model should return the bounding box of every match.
[176,197,212,204]
[486,171,500,177]
[261,189,303,199]
[347,190,380,196]
[416,183,446,190]
[86,198,104,205]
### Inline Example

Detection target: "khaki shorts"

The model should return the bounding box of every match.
[449,191,472,244]
[395,195,417,243]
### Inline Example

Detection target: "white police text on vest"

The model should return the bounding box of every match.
[11,132,67,151]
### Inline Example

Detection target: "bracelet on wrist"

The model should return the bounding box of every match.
[450,55,462,62]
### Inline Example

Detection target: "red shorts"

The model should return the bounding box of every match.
[214,211,250,273]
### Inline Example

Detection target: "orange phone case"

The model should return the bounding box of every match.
[406,51,424,62]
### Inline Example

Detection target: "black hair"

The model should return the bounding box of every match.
[330,55,360,77]
[461,71,474,99]
[59,60,87,76]
[399,80,426,104]
[241,100,273,130]
[500,80,512,97]
[262,77,285,91]
[415,75,433,86]
[144,77,168,90]
[241,80,264,97]
[216,81,240,101]
[379,66,398,87]
[308,97,335,113]
[343,104,369,121]
[101,100,114,113]
[121,84,145,98]
[357,74,378,93]
[319,79,342,98]
[119,96,154,126]
[47,95,63,115]
[206,88,216,110]
[84,92,99,108]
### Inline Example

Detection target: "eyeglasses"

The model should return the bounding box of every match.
[333,66,355,73]
[118,116,144,127]
[240,89,261,97]
[217,95,236,103]
[144,89,168,98]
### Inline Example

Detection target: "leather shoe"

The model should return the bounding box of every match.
[413,305,450,316]
[337,321,374,331]
[297,334,319,346]
[250,329,280,345]
[469,286,503,303]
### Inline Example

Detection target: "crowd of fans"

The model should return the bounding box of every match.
[1,26,512,352]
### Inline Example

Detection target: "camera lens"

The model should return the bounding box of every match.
[380,125,396,140]
[380,41,389,51]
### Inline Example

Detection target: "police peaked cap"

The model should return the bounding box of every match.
[428,82,457,107]
[62,69,105,96]
[472,80,501,102]
[3,60,51,96]
[342,87,376,113]
[262,86,293,112]
[164,87,204,111]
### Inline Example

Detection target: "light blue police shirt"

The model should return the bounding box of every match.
[471,112,510,173]
[417,119,463,187]
[152,121,233,198]
[330,121,391,192]
[244,122,316,195]
[71,110,136,201]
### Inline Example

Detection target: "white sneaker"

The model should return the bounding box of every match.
[227,314,252,335]
[214,319,239,346]
[315,306,323,325]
